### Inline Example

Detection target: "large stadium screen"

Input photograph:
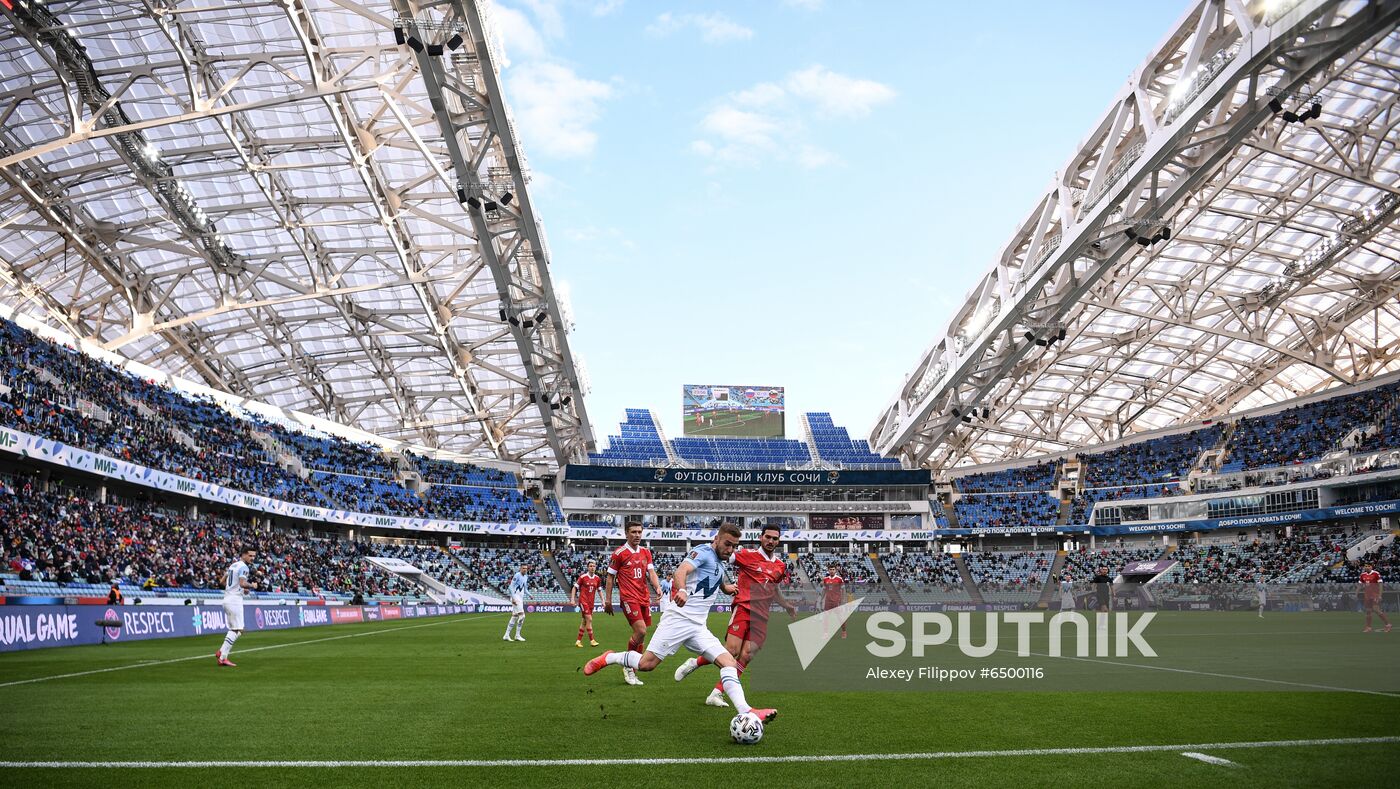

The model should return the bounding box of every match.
[682,384,785,437]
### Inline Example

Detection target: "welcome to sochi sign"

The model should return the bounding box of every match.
[0,603,476,653]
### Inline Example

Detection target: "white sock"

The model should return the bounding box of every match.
[505,617,517,637]
[606,651,641,669]
[515,619,524,637]
[220,630,240,657]
[719,665,750,715]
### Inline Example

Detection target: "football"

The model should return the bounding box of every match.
[730,712,764,745]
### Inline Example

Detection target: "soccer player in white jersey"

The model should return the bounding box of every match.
[583,522,777,724]
[216,547,256,667]
[504,563,533,642]
[1255,575,1267,618]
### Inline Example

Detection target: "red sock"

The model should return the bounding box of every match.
[586,625,594,639]
[696,655,711,667]
[713,661,744,693]
[628,635,643,653]
[578,625,585,639]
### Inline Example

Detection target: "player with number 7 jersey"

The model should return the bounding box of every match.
[605,521,662,685]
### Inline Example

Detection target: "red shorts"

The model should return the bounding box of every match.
[621,600,652,627]
[822,597,843,611]
[1365,594,1382,611]
[726,606,769,646]
[578,599,594,615]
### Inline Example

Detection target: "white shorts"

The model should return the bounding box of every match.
[511,593,525,615]
[223,599,245,631]
[646,614,726,662]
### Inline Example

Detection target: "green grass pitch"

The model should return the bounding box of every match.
[685,411,784,437]
[2,611,1398,788]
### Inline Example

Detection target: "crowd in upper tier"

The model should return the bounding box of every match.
[0,482,413,598]
[0,318,544,524]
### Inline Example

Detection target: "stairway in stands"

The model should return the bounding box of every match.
[1035,551,1069,608]
[125,396,198,449]
[542,550,570,593]
[800,414,824,464]
[1192,421,1236,477]
[250,428,307,478]
[868,552,905,606]
[649,411,681,465]
[944,499,961,529]
[952,553,985,605]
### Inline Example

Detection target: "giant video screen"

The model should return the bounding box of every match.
[682,384,785,438]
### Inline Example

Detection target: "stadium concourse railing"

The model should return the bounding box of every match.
[0,601,501,653]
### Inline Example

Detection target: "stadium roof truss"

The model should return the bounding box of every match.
[0,0,593,467]
[874,0,1400,471]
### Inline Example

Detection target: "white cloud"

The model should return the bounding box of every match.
[784,65,896,118]
[591,0,624,15]
[647,12,754,44]
[690,65,894,169]
[520,0,566,39]
[481,2,617,160]
[795,144,836,169]
[484,1,548,64]
[700,106,781,149]
[508,62,615,158]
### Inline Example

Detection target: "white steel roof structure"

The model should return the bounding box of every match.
[0,0,592,466]
[874,0,1400,471]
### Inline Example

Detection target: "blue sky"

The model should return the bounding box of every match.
[491,0,1187,446]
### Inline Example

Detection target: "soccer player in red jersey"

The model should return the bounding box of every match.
[823,564,848,639]
[570,559,603,648]
[673,523,797,707]
[1359,562,1391,633]
[605,521,662,685]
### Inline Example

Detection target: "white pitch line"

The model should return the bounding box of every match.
[2,736,1397,768]
[0,612,501,689]
[1181,752,1240,767]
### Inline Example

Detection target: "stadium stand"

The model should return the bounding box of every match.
[798,551,877,585]
[1159,530,1356,583]
[804,413,901,467]
[406,452,517,487]
[1082,426,1222,487]
[965,551,1054,601]
[1322,541,1399,583]
[0,317,555,524]
[954,462,1059,494]
[450,547,560,599]
[0,482,417,600]
[587,409,670,466]
[383,544,473,590]
[1061,547,1163,579]
[954,492,1059,530]
[670,436,811,467]
[881,550,968,603]
[586,408,897,469]
[1221,384,1400,472]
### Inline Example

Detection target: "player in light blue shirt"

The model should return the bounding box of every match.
[504,563,533,642]
[583,523,777,724]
